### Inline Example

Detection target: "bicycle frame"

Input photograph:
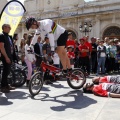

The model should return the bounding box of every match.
[40,61,79,80]
[40,61,61,74]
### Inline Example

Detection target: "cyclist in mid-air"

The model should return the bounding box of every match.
[25,17,72,75]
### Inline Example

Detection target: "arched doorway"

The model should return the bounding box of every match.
[103,26,120,40]
[66,30,77,39]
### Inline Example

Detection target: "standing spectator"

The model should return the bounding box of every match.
[66,32,76,51]
[42,37,53,84]
[19,38,26,65]
[78,38,90,75]
[67,46,75,69]
[0,24,16,93]
[13,33,19,62]
[74,39,79,68]
[96,40,106,76]
[108,39,117,73]
[104,37,110,73]
[114,38,120,71]
[34,35,43,67]
[83,36,92,74]
[25,34,36,86]
[52,47,60,68]
[91,37,97,73]
[23,32,28,43]
[42,37,53,64]
[83,36,92,56]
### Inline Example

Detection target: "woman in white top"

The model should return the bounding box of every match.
[96,40,106,76]
[25,34,36,86]
[25,17,71,75]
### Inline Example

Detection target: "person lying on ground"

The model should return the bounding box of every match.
[83,83,120,98]
[92,75,120,84]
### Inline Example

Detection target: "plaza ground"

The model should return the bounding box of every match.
[0,75,120,120]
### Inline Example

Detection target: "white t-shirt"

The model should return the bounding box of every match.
[52,53,60,65]
[99,46,106,57]
[31,19,65,51]
[25,44,36,62]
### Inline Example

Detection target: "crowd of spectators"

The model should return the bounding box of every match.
[12,31,120,78]
[1,27,120,89]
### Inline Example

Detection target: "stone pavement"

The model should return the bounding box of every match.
[0,76,120,120]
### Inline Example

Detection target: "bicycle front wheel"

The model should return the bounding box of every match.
[29,72,44,96]
[67,68,86,89]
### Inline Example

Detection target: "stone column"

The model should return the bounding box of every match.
[95,15,100,39]
[78,18,82,39]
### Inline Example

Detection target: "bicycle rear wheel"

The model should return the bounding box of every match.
[12,70,26,87]
[67,68,86,89]
[29,72,43,96]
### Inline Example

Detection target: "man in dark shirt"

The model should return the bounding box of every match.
[34,35,43,67]
[0,24,16,93]
[78,38,90,75]
[91,37,97,73]
[42,37,53,85]
[42,37,53,64]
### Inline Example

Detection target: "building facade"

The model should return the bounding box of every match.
[1,0,120,44]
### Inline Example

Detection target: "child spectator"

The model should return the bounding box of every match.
[52,47,60,68]
[25,34,36,86]
[67,46,75,69]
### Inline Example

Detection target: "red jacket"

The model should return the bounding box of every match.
[85,41,92,52]
[78,44,89,57]
[67,52,75,59]
[66,40,76,49]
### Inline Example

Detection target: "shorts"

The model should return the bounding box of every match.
[57,31,68,46]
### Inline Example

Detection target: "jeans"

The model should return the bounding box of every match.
[97,57,106,74]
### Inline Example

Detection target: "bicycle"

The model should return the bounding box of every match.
[29,56,86,96]
[0,63,27,87]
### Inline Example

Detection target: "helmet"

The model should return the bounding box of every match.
[25,17,37,30]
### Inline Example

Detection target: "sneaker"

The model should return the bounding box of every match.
[7,85,16,90]
[1,87,10,93]
[62,70,68,77]
[44,80,53,85]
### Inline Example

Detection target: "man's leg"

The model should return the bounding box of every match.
[57,46,71,71]
[1,59,11,89]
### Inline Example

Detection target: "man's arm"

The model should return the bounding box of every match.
[47,33,55,51]
[31,33,39,46]
[0,43,11,63]
[109,93,120,98]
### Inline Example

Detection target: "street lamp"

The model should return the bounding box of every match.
[79,22,92,36]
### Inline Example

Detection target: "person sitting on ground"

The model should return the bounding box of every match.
[83,82,120,98]
[92,75,120,84]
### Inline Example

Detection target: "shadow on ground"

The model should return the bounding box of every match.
[32,90,97,111]
[0,91,29,106]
